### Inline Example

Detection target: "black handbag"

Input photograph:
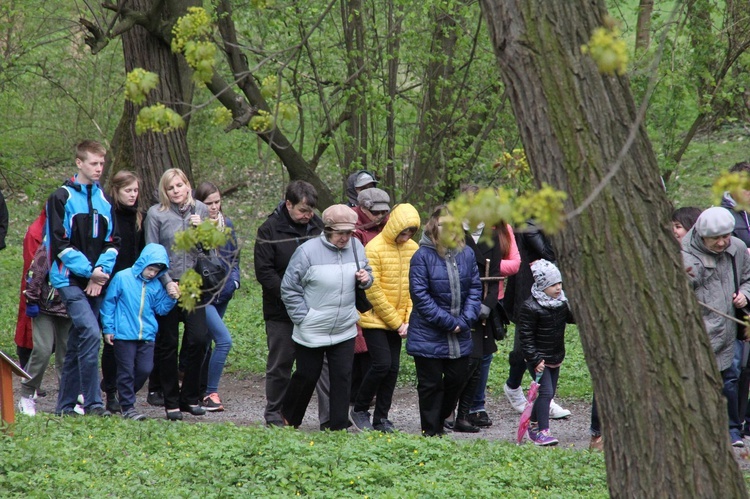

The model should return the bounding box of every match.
[195,246,227,292]
[352,241,373,313]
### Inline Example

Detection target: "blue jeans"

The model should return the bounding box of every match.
[55,286,103,413]
[722,363,742,439]
[470,353,494,413]
[114,340,154,411]
[205,302,233,394]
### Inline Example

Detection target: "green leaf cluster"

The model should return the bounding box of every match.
[171,221,230,310]
[443,185,567,249]
[249,109,276,132]
[713,172,750,211]
[124,69,159,105]
[171,7,217,85]
[581,23,628,76]
[135,104,185,135]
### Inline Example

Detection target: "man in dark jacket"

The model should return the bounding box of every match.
[46,140,119,416]
[254,180,328,427]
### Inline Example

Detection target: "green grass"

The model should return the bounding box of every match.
[667,126,750,209]
[0,417,608,498]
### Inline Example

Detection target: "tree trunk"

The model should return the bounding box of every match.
[480,1,747,496]
[340,0,369,173]
[407,6,461,207]
[384,0,403,195]
[635,0,654,52]
[109,0,196,203]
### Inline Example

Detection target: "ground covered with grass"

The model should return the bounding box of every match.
[1,417,608,498]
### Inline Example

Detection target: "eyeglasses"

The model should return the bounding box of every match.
[333,230,354,236]
[370,210,388,216]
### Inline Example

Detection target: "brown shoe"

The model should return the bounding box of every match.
[589,435,603,451]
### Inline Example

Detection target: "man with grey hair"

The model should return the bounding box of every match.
[682,206,750,447]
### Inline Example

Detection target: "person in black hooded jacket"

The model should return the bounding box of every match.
[518,259,574,446]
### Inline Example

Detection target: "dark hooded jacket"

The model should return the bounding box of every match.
[721,192,750,247]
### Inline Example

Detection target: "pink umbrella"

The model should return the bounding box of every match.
[516,373,543,444]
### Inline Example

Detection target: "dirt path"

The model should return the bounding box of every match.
[19,372,596,448]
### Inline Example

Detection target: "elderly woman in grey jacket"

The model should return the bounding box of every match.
[280,204,373,430]
[145,168,210,421]
[682,206,750,447]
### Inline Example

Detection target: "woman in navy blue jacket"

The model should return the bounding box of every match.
[406,205,482,436]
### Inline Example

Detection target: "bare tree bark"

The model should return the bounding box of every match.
[340,0,369,176]
[635,0,654,51]
[384,0,403,195]
[407,5,462,206]
[108,0,197,202]
[480,0,747,496]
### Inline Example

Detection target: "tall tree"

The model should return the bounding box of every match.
[635,0,654,51]
[79,0,509,208]
[102,0,197,199]
[480,0,747,496]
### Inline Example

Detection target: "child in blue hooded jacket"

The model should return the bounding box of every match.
[101,243,177,420]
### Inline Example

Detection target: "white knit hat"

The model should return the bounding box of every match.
[531,259,562,289]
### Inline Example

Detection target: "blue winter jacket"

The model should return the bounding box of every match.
[406,233,482,359]
[46,175,119,289]
[101,243,176,342]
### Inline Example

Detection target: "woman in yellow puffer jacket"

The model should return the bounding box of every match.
[349,203,421,433]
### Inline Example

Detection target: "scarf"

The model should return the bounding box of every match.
[531,284,568,309]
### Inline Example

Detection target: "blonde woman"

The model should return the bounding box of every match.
[145,168,210,420]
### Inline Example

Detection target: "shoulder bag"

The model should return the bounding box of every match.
[351,240,373,313]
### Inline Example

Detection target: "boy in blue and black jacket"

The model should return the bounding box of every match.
[46,140,119,416]
[101,243,176,420]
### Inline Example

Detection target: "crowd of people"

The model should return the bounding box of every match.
[11,141,750,449]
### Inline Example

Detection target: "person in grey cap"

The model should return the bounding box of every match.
[682,206,750,447]
[345,170,379,206]
[280,204,373,430]
[353,187,391,246]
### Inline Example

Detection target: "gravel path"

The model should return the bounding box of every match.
[18,373,596,449]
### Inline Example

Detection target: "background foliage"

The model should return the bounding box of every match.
[1,0,750,495]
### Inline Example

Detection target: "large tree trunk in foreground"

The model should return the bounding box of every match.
[480,1,746,497]
[109,0,196,203]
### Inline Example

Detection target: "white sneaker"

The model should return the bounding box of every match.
[18,396,36,416]
[549,399,571,419]
[74,394,85,415]
[503,384,527,413]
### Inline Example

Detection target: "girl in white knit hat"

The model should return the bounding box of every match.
[518,259,575,446]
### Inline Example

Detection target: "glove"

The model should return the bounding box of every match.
[479,304,491,320]
[25,303,40,318]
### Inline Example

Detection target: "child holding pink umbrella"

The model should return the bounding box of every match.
[518,259,574,446]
